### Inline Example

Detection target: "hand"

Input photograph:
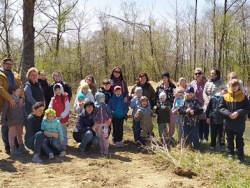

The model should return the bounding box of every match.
[9,99,17,108]
[19,98,24,107]
[231,112,239,119]
[92,124,98,132]
[124,97,128,103]
[161,105,166,109]
[106,119,112,126]
[190,110,194,115]
[206,118,210,124]
[185,108,191,113]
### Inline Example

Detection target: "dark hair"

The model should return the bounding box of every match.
[102,78,111,84]
[32,102,44,110]
[11,85,21,92]
[110,67,124,80]
[212,69,221,79]
[85,75,95,84]
[138,73,149,82]
[1,58,13,64]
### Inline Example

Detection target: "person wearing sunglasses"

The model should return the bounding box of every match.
[190,68,209,143]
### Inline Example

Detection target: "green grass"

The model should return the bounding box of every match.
[139,118,250,188]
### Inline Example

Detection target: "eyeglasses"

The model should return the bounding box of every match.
[194,72,202,75]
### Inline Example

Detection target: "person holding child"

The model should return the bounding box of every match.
[73,101,99,156]
[218,79,250,163]
[108,86,129,147]
[93,92,112,154]
[178,86,203,150]
[41,108,66,159]
[25,102,46,163]
[48,83,70,149]
[1,86,29,155]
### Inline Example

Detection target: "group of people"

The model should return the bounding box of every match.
[1,58,250,164]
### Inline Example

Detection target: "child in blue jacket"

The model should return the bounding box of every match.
[108,86,129,147]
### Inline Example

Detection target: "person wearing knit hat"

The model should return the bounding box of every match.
[161,71,170,78]
[178,87,203,150]
[41,108,66,159]
[134,87,143,94]
[93,91,112,155]
[156,91,171,142]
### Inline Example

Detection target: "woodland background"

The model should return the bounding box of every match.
[1,0,250,86]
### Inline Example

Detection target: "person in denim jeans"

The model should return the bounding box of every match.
[25,102,46,163]
[41,109,66,159]
[178,86,203,150]
[73,101,99,156]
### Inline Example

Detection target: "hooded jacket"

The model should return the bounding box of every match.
[75,110,95,133]
[0,68,24,111]
[41,118,64,141]
[108,94,129,119]
[73,90,95,113]
[218,89,250,132]
[48,83,70,123]
[206,94,224,124]
[203,78,224,104]
[93,101,112,124]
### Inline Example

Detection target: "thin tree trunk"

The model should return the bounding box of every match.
[193,0,198,69]
[212,0,217,68]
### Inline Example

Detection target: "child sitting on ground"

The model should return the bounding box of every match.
[1,86,29,155]
[218,79,250,163]
[93,92,112,154]
[134,96,155,146]
[178,86,203,150]
[41,109,66,159]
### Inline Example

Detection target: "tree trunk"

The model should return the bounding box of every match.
[21,0,36,83]
[193,0,198,69]
[212,0,217,68]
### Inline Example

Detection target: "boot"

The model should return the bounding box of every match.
[18,144,29,154]
[5,145,10,154]
[11,146,22,155]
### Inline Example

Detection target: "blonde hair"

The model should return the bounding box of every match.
[140,96,148,102]
[26,67,38,78]
[228,72,238,80]
[177,77,187,87]
[184,92,195,100]
[228,79,239,87]
[45,108,56,116]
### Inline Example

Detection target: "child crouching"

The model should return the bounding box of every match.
[178,86,203,150]
[41,109,66,159]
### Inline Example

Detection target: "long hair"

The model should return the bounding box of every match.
[110,67,124,80]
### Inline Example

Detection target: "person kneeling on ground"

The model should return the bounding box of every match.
[73,101,99,156]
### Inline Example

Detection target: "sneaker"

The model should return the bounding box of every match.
[32,155,43,163]
[210,146,215,150]
[228,155,234,160]
[119,142,125,147]
[115,142,120,148]
[59,151,66,157]
[49,153,54,160]
[237,158,244,164]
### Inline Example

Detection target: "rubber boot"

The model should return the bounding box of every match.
[18,144,29,154]
[11,146,22,155]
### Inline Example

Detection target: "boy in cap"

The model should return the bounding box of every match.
[108,86,129,147]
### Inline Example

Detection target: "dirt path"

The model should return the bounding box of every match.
[0,122,208,188]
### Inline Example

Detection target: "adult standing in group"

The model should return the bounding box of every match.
[131,73,156,109]
[38,70,51,109]
[110,67,129,100]
[50,70,72,101]
[25,102,46,163]
[202,69,224,142]
[0,58,25,154]
[155,71,176,138]
[24,67,45,116]
[84,75,97,97]
[190,68,208,142]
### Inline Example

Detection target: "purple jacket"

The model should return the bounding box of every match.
[93,102,112,124]
[189,78,207,106]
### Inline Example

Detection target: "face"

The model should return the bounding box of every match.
[175,93,183,98]
[33,106,44,116]
[86,77,93,85]
[103,83,111,90]
[230,84,239,92]
[187,93,195,98]
[99,96,105,103]
[113,69,121,78]
[2,60,13,71]
[159,97,166,103]
[229,74,237,80]
[162,76,169,83]
[55,88,62,96]
[82,87,89,94]
[114,89,122,97]
[12,88,21,97]
[39,72,47,80]
[179,80,186,87]
[78,98,84,103]
[135,92,142,97]
[139,76,147,85]
[141,100,148,107]
[210,70,217,80]
[53,73,61,82]
[194,71,203,79]
[47,113,55,121]
[28,71,38,83]
[85,105,94,114]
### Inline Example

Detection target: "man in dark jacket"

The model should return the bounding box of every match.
[218,79,250,163]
